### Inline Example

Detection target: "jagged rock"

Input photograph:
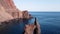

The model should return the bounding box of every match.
[24,18,41,34]
[24,24,36,34]
[34,18,41,34]
[22,10,32,19]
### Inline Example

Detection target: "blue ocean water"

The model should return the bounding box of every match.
[29,12,60,34]
[0,12,60,34]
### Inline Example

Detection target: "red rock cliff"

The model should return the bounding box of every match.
[0,4,13,22]
[0,0,31,22]
[0,0,22,19]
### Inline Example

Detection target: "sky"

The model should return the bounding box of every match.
[13,0,60,12]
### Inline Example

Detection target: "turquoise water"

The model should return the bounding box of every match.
[0,12,60,34]
[29,12,60,34]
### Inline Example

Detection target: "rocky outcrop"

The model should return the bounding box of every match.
[22,10,32,19]
[24,18,41,34]
[24,24,36,34]
[34,18,41,34]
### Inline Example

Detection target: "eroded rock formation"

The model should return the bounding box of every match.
[0,0,32,23]
[22,10,32,19]
[24,18,41,34]
[24,24,36,34]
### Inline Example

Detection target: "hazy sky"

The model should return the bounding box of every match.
[13,0,60,11]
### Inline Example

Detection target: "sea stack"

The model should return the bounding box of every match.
[34,17,41,34]
[24,18,41,34]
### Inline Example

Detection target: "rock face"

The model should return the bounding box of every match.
[0,0,22,19]
[0,0,23,22]
[0,0,31,23]
[0,4,13,22]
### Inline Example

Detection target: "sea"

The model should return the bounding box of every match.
[0,12,60,34]
[29,12,60,34]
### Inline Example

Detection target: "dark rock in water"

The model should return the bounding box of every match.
[24,18,41,34]
[34,17,41,34]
